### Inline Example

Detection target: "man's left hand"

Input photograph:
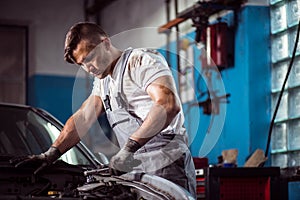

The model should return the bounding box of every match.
[109,138,142,176]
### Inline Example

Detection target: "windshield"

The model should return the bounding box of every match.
[0,105,93,166]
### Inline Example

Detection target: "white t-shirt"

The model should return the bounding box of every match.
[92,48,186,136]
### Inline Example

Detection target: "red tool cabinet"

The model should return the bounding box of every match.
[204,167,282,200]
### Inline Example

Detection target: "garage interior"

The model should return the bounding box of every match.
[0,0,299,199]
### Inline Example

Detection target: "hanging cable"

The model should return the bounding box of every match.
[265,19,300,159]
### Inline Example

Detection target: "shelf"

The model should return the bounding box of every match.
[158,0,245,34]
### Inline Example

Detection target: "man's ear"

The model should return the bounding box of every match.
[103,37,111,50]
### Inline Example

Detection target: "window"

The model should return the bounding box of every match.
[270,0,300,168]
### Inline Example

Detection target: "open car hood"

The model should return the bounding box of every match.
[1,157,193,200]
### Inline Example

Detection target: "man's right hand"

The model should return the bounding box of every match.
[10,146,62,175]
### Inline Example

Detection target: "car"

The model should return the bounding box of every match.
[0,103,194,200]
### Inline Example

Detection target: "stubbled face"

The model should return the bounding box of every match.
[72,39,112,79]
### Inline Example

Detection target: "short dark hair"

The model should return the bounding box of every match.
[64,22,108,64]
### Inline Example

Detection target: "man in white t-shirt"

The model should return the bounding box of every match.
[16,22,196,197]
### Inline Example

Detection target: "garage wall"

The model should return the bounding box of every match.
[99,0,195,49]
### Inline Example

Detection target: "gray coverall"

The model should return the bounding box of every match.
[94,48,196,198]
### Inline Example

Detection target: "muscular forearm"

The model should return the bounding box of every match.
[130,100,180,146]
[52,115,81,153]
[130,76,180,146]
[52,95,103,154]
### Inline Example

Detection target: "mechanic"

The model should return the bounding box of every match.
[16,22,196,197]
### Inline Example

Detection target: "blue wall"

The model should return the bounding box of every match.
[190,6,271,165]
[28,74,89,123]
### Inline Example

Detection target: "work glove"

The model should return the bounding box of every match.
[109,138,142,176]
[10,146,62,175]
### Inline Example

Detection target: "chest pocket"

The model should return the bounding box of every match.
[102,49,142,147]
